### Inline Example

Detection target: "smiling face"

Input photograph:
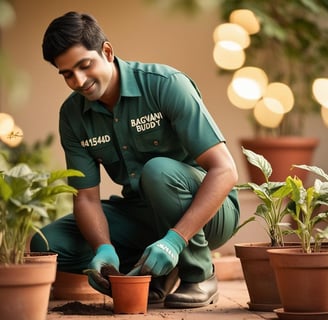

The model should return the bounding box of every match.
[54,42,119,107]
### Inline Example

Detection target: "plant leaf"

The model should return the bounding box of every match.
[242,147,272,181]
[0,174,12,201]
[48,169,84,184]
[293,164,328,181]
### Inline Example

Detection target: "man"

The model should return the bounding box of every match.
[31,11,240,308]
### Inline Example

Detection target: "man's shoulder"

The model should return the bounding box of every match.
[63,91,83,104]
[60,92,84,112]
[122,58,180,78]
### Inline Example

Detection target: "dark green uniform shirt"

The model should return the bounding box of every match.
[59,57,225,197]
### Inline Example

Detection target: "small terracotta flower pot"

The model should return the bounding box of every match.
[109,275,151,314]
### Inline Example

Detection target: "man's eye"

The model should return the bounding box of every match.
[80,60,92,70]
[62,72,73,79]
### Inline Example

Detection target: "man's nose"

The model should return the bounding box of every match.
[74,71,87,88]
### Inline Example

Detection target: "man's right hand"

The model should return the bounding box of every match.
[84,244,120,295]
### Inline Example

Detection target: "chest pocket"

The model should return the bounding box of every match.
[86,140,120,166]
[133,125,180,155]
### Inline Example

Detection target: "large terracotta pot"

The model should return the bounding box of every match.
[0,261,57,320]
[268,248,328,316]
[235,242,282,311]
[24,251,58,263]
[52,271,104,301]
[240,137,319,185]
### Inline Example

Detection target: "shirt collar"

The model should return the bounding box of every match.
[82,56,141,113]
[116,56,141,97]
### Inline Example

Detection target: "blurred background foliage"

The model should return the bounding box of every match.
[146,0,328,136]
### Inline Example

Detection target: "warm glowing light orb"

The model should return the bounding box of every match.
[213,23,250,49]
[229,9,260,35]
[0,113,15,136]
[227,83,258,109]
[213,42,245,70]
[231,67,268,100]
[0,125,23,147]
[312,78,328,108]
[253,99,284,128]
[263,82,294,113]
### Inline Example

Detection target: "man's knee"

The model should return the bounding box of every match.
[141,157,199,187]
[142,157,170,183]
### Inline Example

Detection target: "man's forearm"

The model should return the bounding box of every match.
[73,196,111,251]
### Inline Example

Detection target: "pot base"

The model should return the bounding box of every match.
[248,302,281,312]
[275,308,328,320]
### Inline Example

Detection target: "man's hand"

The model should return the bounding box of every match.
[84,244,120,295]
[128,229,187,277]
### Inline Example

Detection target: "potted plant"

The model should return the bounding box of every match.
[217,0,328,135]
[267,164,328,317]
[0,163,83,320]
[147,0,327,183]
[216,0,328,184]
[234,147,292,311]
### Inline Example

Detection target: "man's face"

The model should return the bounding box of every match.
[55,44,114,102]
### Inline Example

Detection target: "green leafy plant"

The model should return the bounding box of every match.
[0,134,76,224]
[239,147,328,252]
[277,165,328,253]
[0,163,84,264]
[236,147,289,247]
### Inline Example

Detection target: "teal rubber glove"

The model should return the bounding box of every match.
[84,244,120,296]
[128,229,187,277]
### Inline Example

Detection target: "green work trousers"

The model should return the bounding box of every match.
[31,157,239,282]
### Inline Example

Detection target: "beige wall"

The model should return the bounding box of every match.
[2,0,327,200]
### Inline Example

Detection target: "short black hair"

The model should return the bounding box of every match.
[42,11,108,66]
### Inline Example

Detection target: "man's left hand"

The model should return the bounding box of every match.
[128,229,187,277]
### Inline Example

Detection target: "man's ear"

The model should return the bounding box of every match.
[102,41,114,61]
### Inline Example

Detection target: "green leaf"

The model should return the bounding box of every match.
[48,169,84,184]
[316,226,328,241]
[232,216,256,235]
[312,212,328,226]
[242,147,272,181]
[6,163,32,177]
[293,164,328,181]
[0,174,12,201]
[37,185,78,199]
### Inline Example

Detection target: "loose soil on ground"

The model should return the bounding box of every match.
[51,301,113,315]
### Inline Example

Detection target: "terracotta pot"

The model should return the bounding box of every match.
[109,275,151,314]
[268,248,328,314]
[212,255,244,281]
[240,137,319,185]
[52,271,104,301]
[24,251,58,263]
[0,261,57,320]
[235,242,282,311]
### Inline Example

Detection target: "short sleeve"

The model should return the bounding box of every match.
[158,72,225,158]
